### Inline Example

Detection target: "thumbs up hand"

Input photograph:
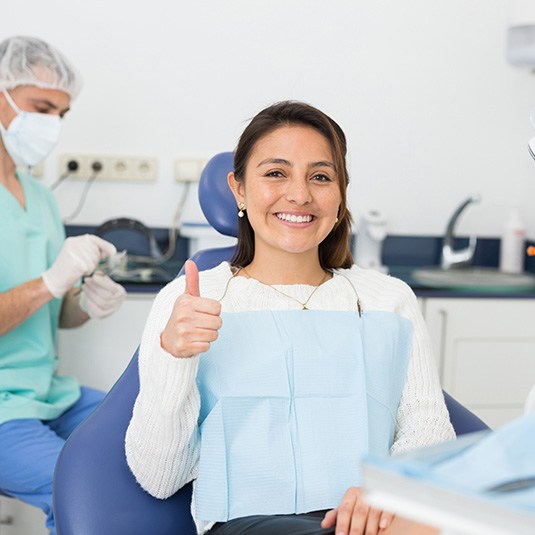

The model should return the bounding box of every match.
[160,260,223,358]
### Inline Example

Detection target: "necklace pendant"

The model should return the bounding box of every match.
[302,305,308,310]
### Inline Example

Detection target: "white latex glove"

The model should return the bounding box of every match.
[79,272,126,319]
[42,235,117,298]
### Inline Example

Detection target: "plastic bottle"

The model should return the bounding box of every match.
[499,208,526,274]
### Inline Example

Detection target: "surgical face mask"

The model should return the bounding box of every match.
[0,90,62,167]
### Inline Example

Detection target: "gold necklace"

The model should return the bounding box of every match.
[239,267,330,310]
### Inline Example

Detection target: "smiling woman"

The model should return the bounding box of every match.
[229,101,352,276]
[228,124,342,283]
[125,101,455,535]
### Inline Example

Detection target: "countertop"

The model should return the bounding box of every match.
[118,263,535,299]
[64,224,535,299]
[388,267,535,299]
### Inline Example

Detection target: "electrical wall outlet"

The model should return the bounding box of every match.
[59,154,158,182]
[175,157,208,182]
[58,154,86,179]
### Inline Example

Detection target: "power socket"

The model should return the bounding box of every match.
[109,156,158,181]
[58,154,107,180]
[59,154,157,182]
[58,155,85,179]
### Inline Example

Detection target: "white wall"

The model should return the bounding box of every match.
[3,0,535,238]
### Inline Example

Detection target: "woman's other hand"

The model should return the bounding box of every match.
[321,486,394,534]
[160,260,222,358]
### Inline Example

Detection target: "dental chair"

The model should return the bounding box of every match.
[52,152,489,535]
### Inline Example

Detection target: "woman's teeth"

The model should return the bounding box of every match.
[276,213,313,223]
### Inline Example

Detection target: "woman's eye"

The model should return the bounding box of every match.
[312,173,332,182]
[266,170,284,178]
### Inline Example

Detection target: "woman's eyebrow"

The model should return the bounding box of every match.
[309,161,336,170]
[257,158,292,168]
[257,158,335,170]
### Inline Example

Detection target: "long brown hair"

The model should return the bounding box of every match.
[231,100,353,270]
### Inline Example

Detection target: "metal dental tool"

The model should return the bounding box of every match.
[73,250,128,295]
[91,249,128,278]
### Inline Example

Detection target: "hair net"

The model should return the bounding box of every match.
[0,36,82,99]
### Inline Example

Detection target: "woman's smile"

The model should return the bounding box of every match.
[274,211,315,225]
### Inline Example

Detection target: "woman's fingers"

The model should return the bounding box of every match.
[327,487,393,535]
[335,487,366,534]
[160,274,223,357]
[162,304,222,357]
[321,507,338,528]
[361,507,380,534]
[379,512,394,531]
[178,292,222,316]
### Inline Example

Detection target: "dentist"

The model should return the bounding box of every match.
[0,36,125,534]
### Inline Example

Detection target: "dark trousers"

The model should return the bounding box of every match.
[208,510,335,535]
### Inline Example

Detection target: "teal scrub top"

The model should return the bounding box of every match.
[0,171,80,425]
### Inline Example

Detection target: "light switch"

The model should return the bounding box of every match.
[175,158,206,182]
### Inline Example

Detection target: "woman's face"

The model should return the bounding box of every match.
[228,124,342,261]
[0,85,71,130]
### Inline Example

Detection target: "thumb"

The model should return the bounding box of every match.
[184,260,200,297]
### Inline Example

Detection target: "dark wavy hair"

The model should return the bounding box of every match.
[230,100,353,270]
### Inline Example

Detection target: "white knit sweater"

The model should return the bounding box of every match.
[125,262,455,533]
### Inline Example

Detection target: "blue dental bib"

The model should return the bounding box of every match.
[194,310,412,522]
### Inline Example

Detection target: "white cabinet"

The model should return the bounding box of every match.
[423,298,535,429]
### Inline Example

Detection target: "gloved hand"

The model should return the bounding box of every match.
[42,235,117,298]
[79,272,126,319]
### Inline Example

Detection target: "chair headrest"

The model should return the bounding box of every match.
[198,152,238,238]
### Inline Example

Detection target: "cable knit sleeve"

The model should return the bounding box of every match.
[388,278,456,454]
[125,275,201,499]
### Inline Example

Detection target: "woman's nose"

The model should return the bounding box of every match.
[286,178,312,205]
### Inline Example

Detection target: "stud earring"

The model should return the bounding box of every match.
[238,203,246,218]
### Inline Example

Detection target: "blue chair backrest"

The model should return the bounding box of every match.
[443,391,488,435]
[52,152,488,535]
[198,151,237,237]
[53,152,237,535]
